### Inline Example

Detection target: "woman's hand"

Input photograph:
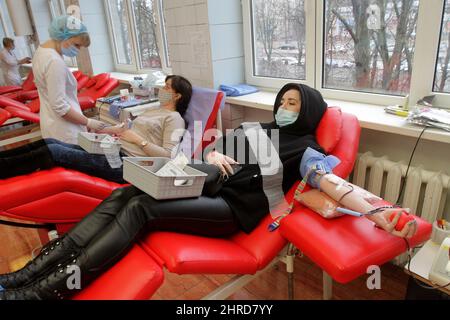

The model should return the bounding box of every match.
[98,122,126,135]
[118,129,145,145]
[206,151,238,177]
[367,208,418,238]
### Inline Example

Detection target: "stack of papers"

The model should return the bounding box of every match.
[407,107,450,131]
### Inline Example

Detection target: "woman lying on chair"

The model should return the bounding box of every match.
[0,83,417,300]
[0,75,192,183]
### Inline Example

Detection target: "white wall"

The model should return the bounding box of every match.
[78,0,114,74]
[164,0,244,88]
[28,0,52,43]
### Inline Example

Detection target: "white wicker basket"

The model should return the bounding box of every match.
[78,132,121,155]
[123,157,207,200]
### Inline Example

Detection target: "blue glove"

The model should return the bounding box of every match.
[300,147,341,189]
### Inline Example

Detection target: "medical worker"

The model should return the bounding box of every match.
[0,38,31,86]
[33,15,106,144]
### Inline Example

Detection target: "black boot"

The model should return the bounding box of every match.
[0,251,91,300]
[0,235,81,290]
[0,144,55,179]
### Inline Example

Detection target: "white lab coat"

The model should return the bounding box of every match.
[0,48,22,86]
[32,47,86,144]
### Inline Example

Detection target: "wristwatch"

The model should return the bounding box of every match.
[140,140,149,148]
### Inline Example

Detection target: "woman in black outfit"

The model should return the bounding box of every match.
[0,83,327,300]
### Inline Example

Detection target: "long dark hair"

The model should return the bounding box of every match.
[166,75,192,117]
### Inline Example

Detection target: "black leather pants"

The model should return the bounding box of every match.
[67,186,239,273]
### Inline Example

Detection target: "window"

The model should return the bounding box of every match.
[434,0,450,93]
[243,0,315,89]
[323,0,419,96]
[131,0,161,69]
[243,0,450,108]
[105,0,170,73]
[251,0,306,80]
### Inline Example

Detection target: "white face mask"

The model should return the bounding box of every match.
[158,88,174,106]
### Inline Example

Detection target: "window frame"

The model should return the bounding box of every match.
[104,0,171,74]
[242,0,316,90]
[242,0,450,109]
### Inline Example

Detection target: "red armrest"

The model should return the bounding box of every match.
[0,108,11,125]
[0,86,22,95]
[78,96,96,110]
[3,90,39,102]
[4,106,39,123]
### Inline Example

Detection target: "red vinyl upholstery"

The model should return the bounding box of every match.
[0,107,431,299]
[0,73,119,123]
[78,73,119,110]
[279,109,432,284]
[4,106,39,123]
[0,85,22,95]
[72,244,164,300]
[0,107,10,125]
[0,72,36,100]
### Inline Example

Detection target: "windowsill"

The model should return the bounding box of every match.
[109,72,148,85]
[226,91,450,144]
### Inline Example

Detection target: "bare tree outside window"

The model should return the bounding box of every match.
[131,0,162,69]
[252,0,306,80]
[108,0,133,65]
[324,0,419,96]
[434,0,450,93]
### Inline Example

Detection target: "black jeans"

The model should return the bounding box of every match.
[67,186,239,272]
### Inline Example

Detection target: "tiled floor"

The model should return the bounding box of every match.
[151,256,409,300]
[0,225,409,300]
[0,224,42,273]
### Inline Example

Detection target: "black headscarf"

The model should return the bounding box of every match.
[218,83,328,233]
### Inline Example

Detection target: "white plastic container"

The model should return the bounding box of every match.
[123,157,207,200]
[431,220,450,244]
[78,132,121,155]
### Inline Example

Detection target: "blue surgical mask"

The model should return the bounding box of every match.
[275,107,299,127]
[61,45,80,57]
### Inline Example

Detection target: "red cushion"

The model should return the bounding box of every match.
[141,232,259,274]
[316,107,342,153]
[0,95,31,111]
[77,75,90,91]
[72,71,83,80]
[4,106,39,123]
[280,207,432,283]
[78,96,95,110]
[26,98,40,113]
[21,72,36,91]
[73,244,163,300]
[0,108,10,125]
[0,168,120,223]
[18,90,39,102]
[0,86,22,95]
[94,73,110,90]
[85,78,96,88]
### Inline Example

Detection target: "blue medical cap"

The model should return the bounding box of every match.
[48,15,88,41]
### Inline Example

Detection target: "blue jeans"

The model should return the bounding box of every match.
[45,138,126,184]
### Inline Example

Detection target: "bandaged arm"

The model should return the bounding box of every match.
[299,148,416,236]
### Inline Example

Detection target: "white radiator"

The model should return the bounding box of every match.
[351,152,450,223]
